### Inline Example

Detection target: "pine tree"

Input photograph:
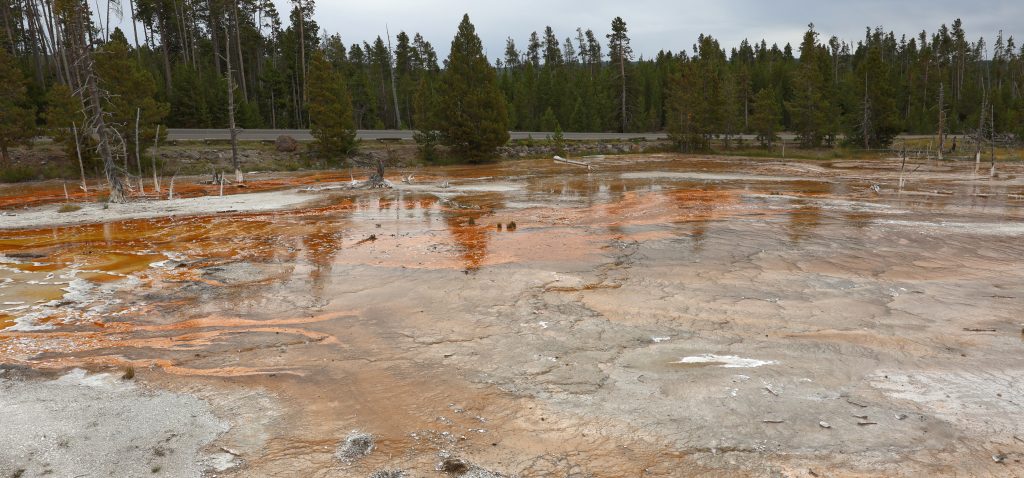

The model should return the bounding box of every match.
[607,17,633,133]
[94,29,170,169]
[438,14,509,161]
[413,75,442,162]
[43,83,85,163]
[171,65,215,128]
[787,24,832,148]
[750,88,782,148]
[845,28,901,148]
[307,50,357,161]
[539,107,559,132]
[0,46,36,163]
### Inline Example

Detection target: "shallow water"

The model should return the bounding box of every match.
[1,154,1023,476]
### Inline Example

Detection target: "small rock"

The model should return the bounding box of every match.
[275,135,299,153]
[819,421,831,429]
[993,454,1007,464]
[438,458,469,474]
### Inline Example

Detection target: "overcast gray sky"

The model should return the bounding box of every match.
[284,0,1023,60]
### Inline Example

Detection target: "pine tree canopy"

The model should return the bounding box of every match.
[437,14,510,161]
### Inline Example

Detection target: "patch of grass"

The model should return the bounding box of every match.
[0,163,78,183]
[57,204,82,213]
[151,466,161,474]
[0,165,37,182]
[122,366,135,380]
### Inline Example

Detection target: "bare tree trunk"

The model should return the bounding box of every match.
[128,0,141,61]
[270,88,276,129]
[135,108,145,194]
[24,0,45,85]
[898,146,907,192]
[296,0,306,106]
[28,0,55,79]
[172,0,187,63]
[152,125,161,192]
[39,0,65,84]
[975,94,986,175]
[224,26,241,183]
[990,106,996,178]
[207,0,221,75]
[72,123,88,192]
[88,68,127,203]
[937,83,945,160]
[231,1,247,100]
[159,23,173,95]
[1,0,14,53]
[103,0,111,41]
[619,51,627,133]
[386,25,401,128]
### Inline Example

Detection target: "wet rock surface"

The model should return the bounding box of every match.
[1,154,1023,476]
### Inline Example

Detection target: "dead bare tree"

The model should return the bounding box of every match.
[937,83,946,160]
[222,25,242,183]
[230,1,247,99]
[386,24,401,128]
[990,106,997,178]
[65,3,127,203]
[974,93,987,175]
[151,124,161,192]
[71,122,87,193]
[898,145,907,192]
[295,0,306,106]
[168,171,177,199]
[134,107,145,194]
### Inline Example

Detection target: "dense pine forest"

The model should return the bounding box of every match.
[1,0,1023,168]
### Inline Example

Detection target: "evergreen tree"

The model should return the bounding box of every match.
[5,3,1024,162]
[307,50,357,160]
[43,83,85,163]
[787,24,833,148]
[94,29,170,169]
[437,14,510,161]
[750,88,782,148]
[607,17,633,132]
[539,107,559,131]
[0,46,36,163]
[845,29,901,148]
[666,35,727,151]
[413,75,443,161]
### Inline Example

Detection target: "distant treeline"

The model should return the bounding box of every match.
[1,0,1022,162]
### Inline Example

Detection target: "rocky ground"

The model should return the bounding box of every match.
[1,154,1023,477]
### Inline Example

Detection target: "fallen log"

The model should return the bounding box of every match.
[554,156,591,170]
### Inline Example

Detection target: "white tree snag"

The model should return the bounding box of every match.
[224,25,242,184]
[135,107,145,194]
[72,122,87,193]
[152,125,161,193]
